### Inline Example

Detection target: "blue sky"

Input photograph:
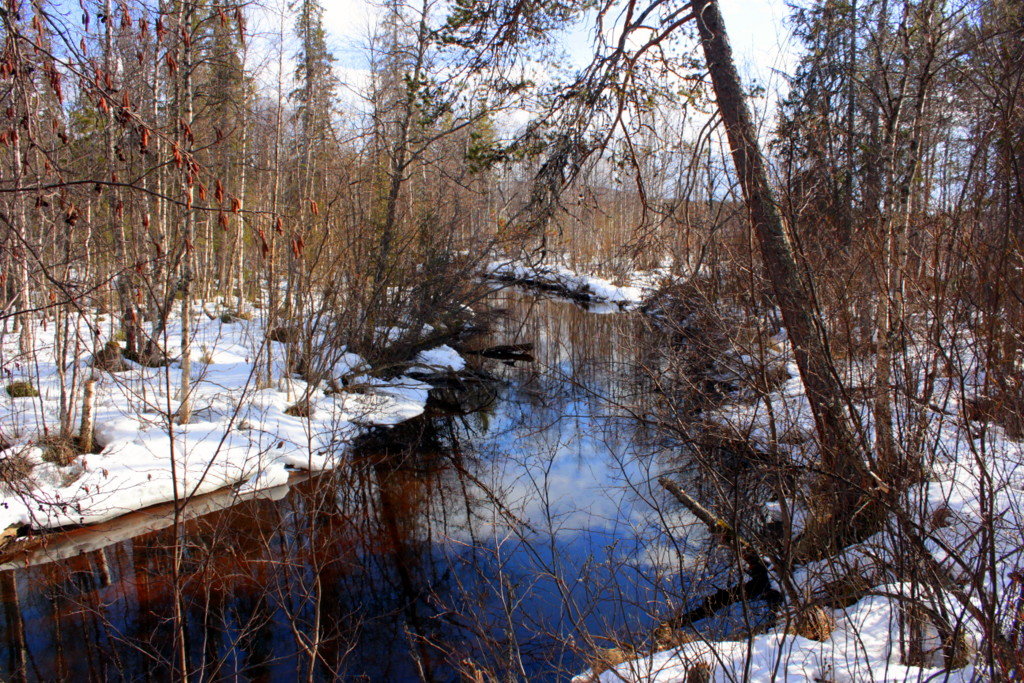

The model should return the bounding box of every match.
[321,0,796,87]
[239,0,798,130]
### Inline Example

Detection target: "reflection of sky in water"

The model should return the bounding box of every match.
[411,295,707,678]
[0,293,712,682]
[473,384,653,536]
[454,294,692,552]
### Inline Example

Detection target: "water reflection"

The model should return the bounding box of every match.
[0,293,695,681]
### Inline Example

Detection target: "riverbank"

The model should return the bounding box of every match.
[0,301,473,533]
[579,297,1023,681]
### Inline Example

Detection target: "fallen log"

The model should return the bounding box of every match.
[486,271,597,304]
[659,477,753,553]
[658,476,783,630]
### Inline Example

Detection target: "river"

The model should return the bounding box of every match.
[0,291,707,681]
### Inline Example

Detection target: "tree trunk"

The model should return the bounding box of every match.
[79,375,96,454]
[692,0,869,555]
[176,1,197,426]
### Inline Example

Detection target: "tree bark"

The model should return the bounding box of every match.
[176,0,196,426]
[79,374,96,454]
[691,0,869,553]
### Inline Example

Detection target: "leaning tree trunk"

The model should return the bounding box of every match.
[692,0,870,556]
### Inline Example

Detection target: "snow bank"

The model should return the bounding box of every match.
[581,589,976,682]
[0,304,466,531]
[485,258,648,307]
[586,323,1023,681]
[415,344,467,372]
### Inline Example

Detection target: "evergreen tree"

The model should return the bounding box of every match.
[776,0,862,250]
[292,0,336,182]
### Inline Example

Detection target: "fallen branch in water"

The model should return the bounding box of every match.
[462,343,535,362]
[658,476,783,630]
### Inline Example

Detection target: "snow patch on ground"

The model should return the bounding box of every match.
[415,344,467,372]
[580,588,976,682]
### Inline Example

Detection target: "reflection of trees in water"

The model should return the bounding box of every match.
[486,292,658,440]
[494,292,639,396]
[1,572,26,681]
[0,419,482,680]
[0,294,690,681]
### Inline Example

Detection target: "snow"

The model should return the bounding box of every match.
[578,318,1023,681]
[415,344,467,372]
[0,303,466,531]
[484,258,651,306]
[580,590,976,682]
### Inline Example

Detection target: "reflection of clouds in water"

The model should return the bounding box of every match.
[432,294,688,560]
[410,292,716,666]
[463,390,686,556]
[408,295,716,652]
[632,508,710,574]
[480,436,711,576]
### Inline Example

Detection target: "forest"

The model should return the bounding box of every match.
[0,0,1021,680]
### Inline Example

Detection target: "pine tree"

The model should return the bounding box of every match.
[202,1,252,305]
[286,0,335,315]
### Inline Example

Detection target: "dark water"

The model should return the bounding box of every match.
[0,293,697,681]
